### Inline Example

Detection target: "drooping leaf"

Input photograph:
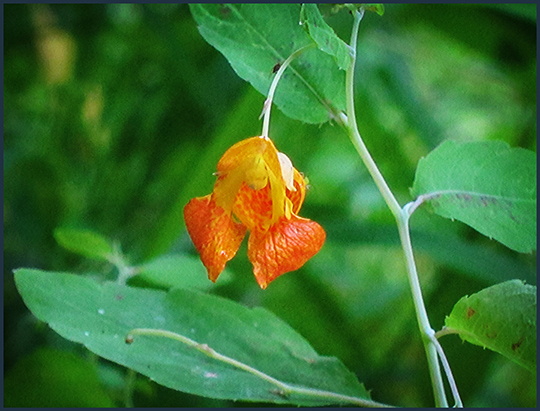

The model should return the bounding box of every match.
[131,254,233,291]
[190,4,346,124]
[411,140,537,253]
[14,268,372,406]
[299,4,352,70]
[54,227,114,261]
[445,280,537,372]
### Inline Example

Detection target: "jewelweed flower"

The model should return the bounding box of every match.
[184,136,325,289]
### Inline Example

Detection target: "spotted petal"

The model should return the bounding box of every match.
[184,195,247,282]
[247,216,326,289]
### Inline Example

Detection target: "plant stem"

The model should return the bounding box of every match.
[344,8,401,219]
[345,8,457,407]
[434,326,460,339]
[107,242,136,286]
[430,333,463,407]
[126,328,393,408]
[398,210,448,407]
[261,44,315,138]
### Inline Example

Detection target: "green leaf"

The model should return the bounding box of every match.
[445,280,537,372]
[411,140,537,253]
[190,4,346,124]
[14,268,373,406]
[53,227,114,261]
[131,254,233,291]
[363,4,385,16]
[299,4,352,70]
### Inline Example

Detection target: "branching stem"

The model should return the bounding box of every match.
[429,333,463,407]
[345,7,461,407]
[107,242,136,286]
[399,211,448,407]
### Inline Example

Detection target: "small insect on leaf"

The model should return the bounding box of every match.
[272,63,282,73]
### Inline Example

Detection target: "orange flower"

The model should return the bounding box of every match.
[184,136,326,289]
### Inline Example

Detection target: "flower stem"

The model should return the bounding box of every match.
[261,44,315,138]
[345,7,460,407]
[126,328,393,408]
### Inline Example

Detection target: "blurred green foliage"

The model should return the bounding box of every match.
[4,3,536,407]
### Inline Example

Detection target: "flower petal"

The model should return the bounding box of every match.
[277,152,295,191]
[287,168,306,215]
[214,136,287,225]
[232,183,273,232]
[216,136,278,175]
[247,216,326,289]
[184,195,247,282]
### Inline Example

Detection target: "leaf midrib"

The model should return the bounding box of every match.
[421,189,535,204]
[225,4,338,118]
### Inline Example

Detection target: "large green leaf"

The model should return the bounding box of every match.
[445,280,536,372]
[14,268,373,406]
[411,140,536,253]
[190,4,346,124]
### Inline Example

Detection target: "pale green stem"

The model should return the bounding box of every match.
[261,44,315,138]
[346,8,455,407]
[398,209,448,407]
[126,328,393,408]
[434,326,460,339]
[430,333,463,407]
[107,242,136,286]
[344,8,401,218]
